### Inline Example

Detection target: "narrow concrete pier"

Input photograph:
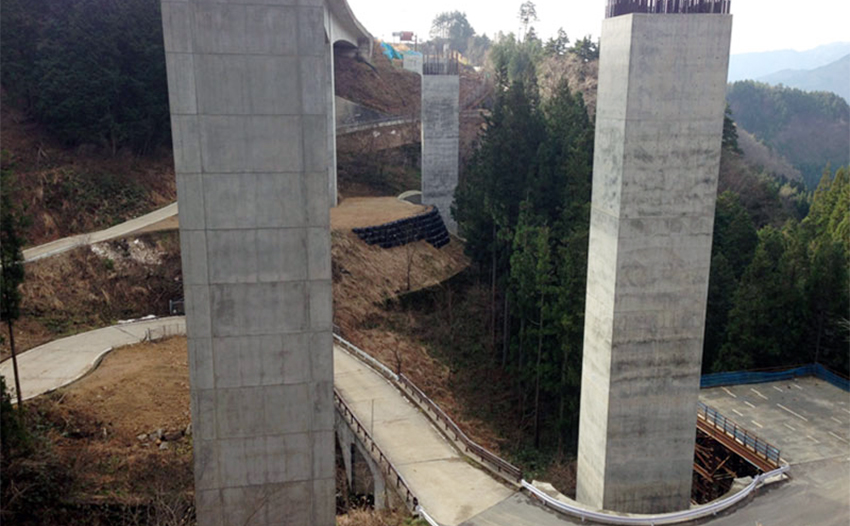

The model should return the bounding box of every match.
[421,62,460,234]
[576,12,733,513]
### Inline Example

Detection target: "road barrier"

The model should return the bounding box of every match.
[333,333,522,484]
[397,373,523,481]
[334,388,442,523]
[144,323,186,342]
[697,402,781,467]
[522,464,789,525]
[334,334,399,382]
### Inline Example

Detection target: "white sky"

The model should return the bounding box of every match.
[348,0,850,55]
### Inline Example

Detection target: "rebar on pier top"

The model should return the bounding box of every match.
[606,0,731,18]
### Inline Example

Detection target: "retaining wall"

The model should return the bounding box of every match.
[352,207,450,249]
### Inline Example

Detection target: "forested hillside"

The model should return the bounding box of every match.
[727,81,850,188]
[759,54,850,104]
[443,35,849,461]
[1,0,169,155]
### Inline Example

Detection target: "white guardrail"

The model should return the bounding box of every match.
[334,332,790,526]
[334,334,399,382]
[521,464,790,525]
[415,506,440,526]
[334,335,445,525]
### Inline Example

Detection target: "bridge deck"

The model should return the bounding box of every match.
[333,345,515,525]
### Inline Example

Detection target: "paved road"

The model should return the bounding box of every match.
[23,202,178,263]
[5,318,847,525]
[334,345,518,525]
[0,317,185,401]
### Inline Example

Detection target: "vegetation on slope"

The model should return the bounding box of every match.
[1,340,193,526]
[0,232,182,360]
[1,0,169,155]
[727,81,850,188]
[758,53,850,104]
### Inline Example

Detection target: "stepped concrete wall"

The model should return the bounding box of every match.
[161,1,335,524]
[421,75,460,234]
[576,13,732,514]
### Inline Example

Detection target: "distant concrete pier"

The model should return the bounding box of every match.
[421,58,460,234]
[576,13,733,513]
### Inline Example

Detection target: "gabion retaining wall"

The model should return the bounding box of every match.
[352,207,450,249]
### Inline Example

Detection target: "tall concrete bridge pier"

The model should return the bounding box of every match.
[160,1,369,524]
[576,2,733,514]
[421,57,460,234]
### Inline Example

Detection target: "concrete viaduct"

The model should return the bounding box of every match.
[160,0,736,523]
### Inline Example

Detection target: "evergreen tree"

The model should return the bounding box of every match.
[0,153,27,409]
[455,78,593,450]
[716,227,807,371]
[1,0,169,154]
[544,29,570,57]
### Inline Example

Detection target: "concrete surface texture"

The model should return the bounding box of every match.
[421,74,460,234]
[576,14,733,513]
[161,0,335,523]
[0,317,185,402]
[22,203,178,263]
[333,345,515,526]
[403,53,423,75]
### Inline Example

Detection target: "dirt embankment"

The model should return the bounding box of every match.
[2,232,182,360]
[335,42,421,118]
[3,338,193,526]
[1,92,176,248]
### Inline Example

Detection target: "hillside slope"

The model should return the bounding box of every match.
[759,54,850,103]
[1,93,176,247]
[727,81,850,188]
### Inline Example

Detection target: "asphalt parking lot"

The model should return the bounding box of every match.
[700,376,850,464]
[698,376,850,526]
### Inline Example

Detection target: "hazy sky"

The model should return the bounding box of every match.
[347,0,850,55]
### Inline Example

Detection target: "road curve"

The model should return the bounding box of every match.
[0,316,185,401]
[23,202,178,263]
[5,318,843,526]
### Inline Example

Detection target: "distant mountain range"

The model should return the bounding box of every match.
[728,42,850,82]
[758,54,850,103]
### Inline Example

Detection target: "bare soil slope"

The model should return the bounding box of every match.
[2,232,182,359]
[24,338,192,510]
[335,43,421,117]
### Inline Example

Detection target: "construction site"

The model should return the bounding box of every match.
[1,1,848,526]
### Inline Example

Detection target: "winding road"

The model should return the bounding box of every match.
[23,202,178,263]
[8,211,848,526]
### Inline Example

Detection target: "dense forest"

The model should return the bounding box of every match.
[1,0,169,154]
[727,81,850,188]
[451,36,849,455]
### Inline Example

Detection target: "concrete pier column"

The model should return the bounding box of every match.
[421,73,460,234]
[335,412,387,509]
[576,13,732,514]
[161,1,334,524]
